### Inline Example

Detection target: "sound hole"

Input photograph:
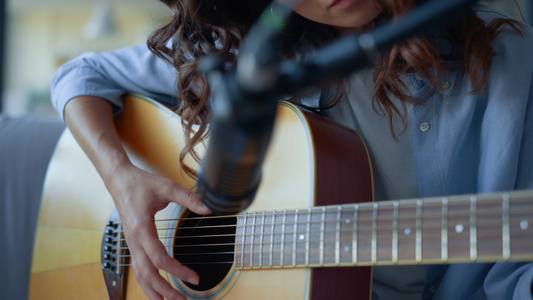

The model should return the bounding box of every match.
[174,212,237,291]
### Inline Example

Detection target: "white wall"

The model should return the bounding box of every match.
[3,0,531,117]
[4,0,170,116]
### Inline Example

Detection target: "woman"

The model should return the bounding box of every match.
[51,0,533,299]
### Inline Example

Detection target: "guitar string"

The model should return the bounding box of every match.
[115,222,533,268]
[106,196,532,267]
[106,208,532,266]
[113,225,520,255]
[114,231,533,268]
[112,226,529,254]
[114,244,533,267]
[109,213,528,245]
[107,194,533,228]
[115,233,532,269]
[106,204,531,240]
[105,210,531,257]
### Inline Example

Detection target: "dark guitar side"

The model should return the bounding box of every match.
[302,111,373,300]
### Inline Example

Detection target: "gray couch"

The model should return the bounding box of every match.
[0,115,64,300]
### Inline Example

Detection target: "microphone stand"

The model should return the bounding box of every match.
[198,0,478,214]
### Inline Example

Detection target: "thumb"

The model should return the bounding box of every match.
[165,181,212,215]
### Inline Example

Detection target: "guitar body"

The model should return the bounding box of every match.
[30,94,373,299]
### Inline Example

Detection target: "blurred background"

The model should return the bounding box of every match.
[0,0,531,117]
[0,0,170,117]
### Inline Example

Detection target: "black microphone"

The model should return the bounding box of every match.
[197,1,297,214]
[196,53,279,214]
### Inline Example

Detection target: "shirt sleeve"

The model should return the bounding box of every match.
[512,266,533,299]
[50,43,179,121]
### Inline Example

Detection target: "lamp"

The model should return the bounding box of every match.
[83,0,117,40]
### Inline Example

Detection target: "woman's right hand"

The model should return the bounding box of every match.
[106,162,211,300]
[64,96,211,300]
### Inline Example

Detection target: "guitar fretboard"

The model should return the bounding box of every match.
[234,191,533,269]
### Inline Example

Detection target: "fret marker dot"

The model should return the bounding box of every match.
[404,228,411,235]
[299,234,305,240]
[345,219,351,224]
[455,224,464,233]
[520,220,529,231]
[344,246,350,252]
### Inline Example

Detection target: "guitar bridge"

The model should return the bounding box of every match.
[101,209,128,300]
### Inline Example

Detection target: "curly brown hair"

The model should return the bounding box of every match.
[147,0,523,179]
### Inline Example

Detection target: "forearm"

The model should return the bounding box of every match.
[64,96,132,185]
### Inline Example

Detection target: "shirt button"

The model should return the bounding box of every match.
[429,286,438,295]
[440,81,451,91]
[420,122,431,132]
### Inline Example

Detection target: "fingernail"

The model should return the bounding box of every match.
[188,277,199,285]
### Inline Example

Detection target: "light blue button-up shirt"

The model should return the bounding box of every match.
[51,4,533,300]
[412,7,533,298]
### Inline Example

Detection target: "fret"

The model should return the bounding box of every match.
[324,207,338,265]
[337,205,353,265]
[372,203,378,264]
[339,206,355,264]
[293,210,306,266]
[292,209,299,267]
[233,217,243,268]
[353,204,359,263]
[357,204,374,263]
[241,214,247,268]
[374,202,397,262]
[250,212,256,267]
[416,200,422,263]
[280,210,287,267]
[392,201,399,264]
[270,212,275,267]
[282,211,296,266]
[420,200,441,261]
[441,197,449,262]
[259,212,265,268]
[335,206,341,265]
[509,192,533,259]
[469,196,478,261]
[448,197,470,260]
[477,194,504,259]
[308,209,322,265]
[502,193,511,260]
[320,207,326,266]
[397,201,417,262]
[306,208,311,266]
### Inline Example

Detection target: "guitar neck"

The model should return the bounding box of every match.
[235,190,533,269]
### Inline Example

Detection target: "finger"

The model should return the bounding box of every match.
[132,248,185,300]
[160,180,212,215]
[143,232,201,286]
[133,218,201,285]
[149,270,187,300]
[130,246,164,300]
[125,219,188,300]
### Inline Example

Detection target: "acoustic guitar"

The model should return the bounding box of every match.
[30,94,533,299]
